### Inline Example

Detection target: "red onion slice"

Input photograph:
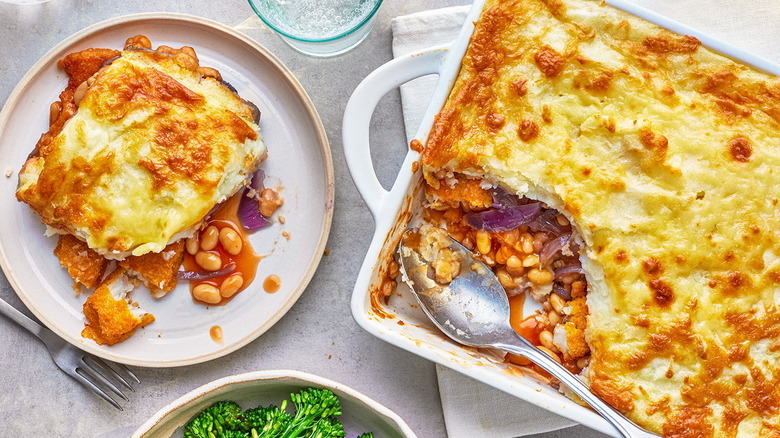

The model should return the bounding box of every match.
[490,186,520,208]
[554,264,584,278]
[178,264,235,281]
[528,210,565,235]
[552,283,572,300]
[540,233,571,266]
[250,169,266,192]
[465,203,542,231]
[238,191,271,231]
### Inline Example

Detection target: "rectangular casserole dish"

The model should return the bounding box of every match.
[343,1,780,436]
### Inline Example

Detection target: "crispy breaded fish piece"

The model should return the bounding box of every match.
[81,268,154,346]
[119,240,185,298]
[53,234,107,290]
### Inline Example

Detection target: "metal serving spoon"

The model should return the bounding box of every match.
[398,227,660,438]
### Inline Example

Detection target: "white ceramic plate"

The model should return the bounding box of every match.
[132,370,417,438]
[0,13,333,367]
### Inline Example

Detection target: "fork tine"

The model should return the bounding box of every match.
[80,357,129,402]
[89,356,135,392]
[74,368,123,410]
[116,362,140,384]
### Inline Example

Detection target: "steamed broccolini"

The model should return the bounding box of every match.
[184,401,244,438]
[182,388,370,438]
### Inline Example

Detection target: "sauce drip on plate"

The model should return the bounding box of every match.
[263,274,281,293]
[210,325,223,343]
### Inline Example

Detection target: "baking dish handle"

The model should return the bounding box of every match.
[343,46,449,217]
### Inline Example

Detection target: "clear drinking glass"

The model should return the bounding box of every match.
[247,0,383,57]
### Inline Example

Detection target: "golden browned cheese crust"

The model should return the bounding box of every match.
[422,0,780,436]
[17,47,266,258]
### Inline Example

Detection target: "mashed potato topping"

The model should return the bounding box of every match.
[17,47,266,258]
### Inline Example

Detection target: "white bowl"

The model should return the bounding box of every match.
[132,370,417,438]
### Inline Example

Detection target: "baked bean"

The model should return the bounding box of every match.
[538,346,561,364]
[528,268,553,285]
[495,247,508,265]
[532,233,548,253]
[556,214,569,226]
[388,260,400,279]
[219,274,244,298]
[548,310,561,326]
[508,353,532,366]
[520,232,534,254]
[193,284,221,304]
[218,227,242,255]
[577,357,590,369]
[381,280,396,297]
[476,230,491,254]
[186,236,199,255]
[522,254,540,268]
[506,255,524,276]
[200,226,219,251]
[539,330,555,351]
[73,81,88,106]
[49,101,62,126]
[549,293,566,314]
[462,235,475,251]
[259,188,284,217]
[195,251,222,271]
[496,268,514,289]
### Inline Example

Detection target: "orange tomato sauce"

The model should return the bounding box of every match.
[184,192,263,305]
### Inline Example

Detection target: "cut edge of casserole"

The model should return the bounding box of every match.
[393,0,780,437]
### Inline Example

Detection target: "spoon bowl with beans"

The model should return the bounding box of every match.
[398,226,660,438]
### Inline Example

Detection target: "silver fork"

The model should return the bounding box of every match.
[0,296,139,409]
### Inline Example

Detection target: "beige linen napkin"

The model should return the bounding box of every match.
[391,2,780,438]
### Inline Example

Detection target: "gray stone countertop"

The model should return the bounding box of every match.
[5,1,776,437]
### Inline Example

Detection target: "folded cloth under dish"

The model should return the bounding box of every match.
[391,2,780,438]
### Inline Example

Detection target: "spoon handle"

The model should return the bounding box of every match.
[493,334,661,438]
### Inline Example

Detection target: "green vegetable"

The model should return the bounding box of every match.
[280,388,343,438]
[184,401,244,438]
[183,388,370,438]
[241,403,293,437]
[305,416,345,438]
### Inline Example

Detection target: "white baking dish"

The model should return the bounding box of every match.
[343,1,780,436]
